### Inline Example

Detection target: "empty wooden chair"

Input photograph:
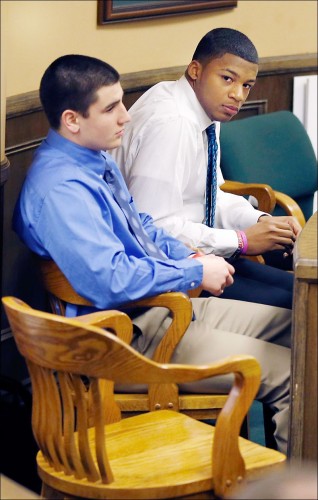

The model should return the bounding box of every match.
[2,296,286,499]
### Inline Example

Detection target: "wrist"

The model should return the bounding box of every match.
[258,214,271,222]
[230,230,248,260]
[240,230,248,255]
[189,252,203,259]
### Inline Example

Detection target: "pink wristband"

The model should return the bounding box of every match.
[240,231,248,255]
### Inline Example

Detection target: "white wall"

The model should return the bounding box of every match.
[293,75,318,213]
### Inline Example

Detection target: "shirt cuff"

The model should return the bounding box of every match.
[177,257,203,291]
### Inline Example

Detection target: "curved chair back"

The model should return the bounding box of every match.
[220,111,317,221]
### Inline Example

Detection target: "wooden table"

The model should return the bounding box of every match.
[289,211,317,462]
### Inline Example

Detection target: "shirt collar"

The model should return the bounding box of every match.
[177,75,218,132]
[46,129,106,176]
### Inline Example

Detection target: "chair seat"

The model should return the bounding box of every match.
[37,410,285,500]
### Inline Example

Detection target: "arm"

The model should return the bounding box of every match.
[41,184,234,303]
[34,180,203,309]
[118,116,242,257]
[118,115,274,258]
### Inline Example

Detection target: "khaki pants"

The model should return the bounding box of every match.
[127,297,291,454]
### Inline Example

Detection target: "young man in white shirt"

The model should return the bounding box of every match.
[113,28,301,309]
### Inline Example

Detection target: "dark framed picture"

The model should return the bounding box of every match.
[98,0,237,25]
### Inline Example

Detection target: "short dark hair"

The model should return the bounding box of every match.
[192,28,258,66]
[40,54,120,129]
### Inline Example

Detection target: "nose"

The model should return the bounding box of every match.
[229,84,244,102]
[119,103,131,124]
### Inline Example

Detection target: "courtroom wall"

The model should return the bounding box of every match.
[1,0,317,97]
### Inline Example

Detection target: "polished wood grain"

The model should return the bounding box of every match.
[273,191,306,227]
[39,259,227,421]
[221,180,306,227]
[289,211,317,462]
[221,180,276,214]
[2,296,286,499]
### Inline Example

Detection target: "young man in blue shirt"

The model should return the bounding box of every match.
[13,54,291,453]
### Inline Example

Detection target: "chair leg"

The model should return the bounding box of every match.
[263,404,277,450]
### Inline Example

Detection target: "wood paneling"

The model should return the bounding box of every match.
[289,212,317,462]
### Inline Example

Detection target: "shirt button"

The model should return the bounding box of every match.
[190,282,195,288]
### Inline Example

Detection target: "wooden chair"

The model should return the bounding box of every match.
[220,179,306,266]
[221,180,306,228]
[2,296,286,500]
[38,258,228,423]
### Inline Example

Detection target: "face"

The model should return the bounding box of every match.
[75,82,131,151]
[188,53,258,122]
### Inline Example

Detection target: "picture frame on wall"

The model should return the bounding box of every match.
[97,0,237,25]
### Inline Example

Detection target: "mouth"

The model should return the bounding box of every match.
[116,129,125,137]
[222,105,239,116]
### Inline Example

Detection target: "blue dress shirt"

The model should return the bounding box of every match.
[13,129,202,316]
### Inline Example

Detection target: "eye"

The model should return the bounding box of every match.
[243,83,254,90]
[222,75,233,83]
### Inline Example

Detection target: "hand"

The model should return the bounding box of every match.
[244,216,298,255]
[263,215,302,237]
[195,254,235,296]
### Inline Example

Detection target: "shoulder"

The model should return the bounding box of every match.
[31,145,81,185]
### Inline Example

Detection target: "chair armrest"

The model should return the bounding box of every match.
[221,180,306,227]
[124,292,193,363]
[75,310,133,344]
[187,286,202,298]
[221,180,276,214]
[39,257,193,363]
[274,190,306,227]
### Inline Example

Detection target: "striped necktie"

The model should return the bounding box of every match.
[205,123,218,227]
[103,157,167,260]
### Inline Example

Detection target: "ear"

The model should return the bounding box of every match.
[61,109,80,134]
[187,60,202,81]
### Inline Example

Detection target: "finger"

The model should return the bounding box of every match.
[274,243,293,252]
[226,263,235,275]
[272,228,296,238]
[283,251,292,258]
[274,235,296,247]
[226,274,234,286]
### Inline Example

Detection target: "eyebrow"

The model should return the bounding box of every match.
[223,67,257,83]
[103,99,121,111]
[101,87,125,111]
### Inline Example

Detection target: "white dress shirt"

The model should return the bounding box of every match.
[113,75,266,257]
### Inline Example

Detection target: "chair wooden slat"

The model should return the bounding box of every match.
[58,372,86,479]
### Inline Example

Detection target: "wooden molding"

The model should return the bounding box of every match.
[0,156,10,186]
[6,53,317,119]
